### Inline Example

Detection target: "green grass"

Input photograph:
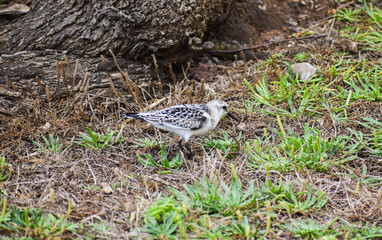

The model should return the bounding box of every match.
[74,126,126,149]
[280,219,338,239]
[0,156,10,183]
[336,1,382,53]
[0,199,79,239]
[138,165,379,239]
[130,137,165,149]
[138,165,330,239]
[246,121,352,172]
[137,145,183,171]
[243,73,323,118]
[81,185,102,191]
[343,222,382,239]
[334,8,361,23]
[33,134,70,153]
[294,52,310,61]
[203,131,242,158]
[336,59,382,102]
[169,176,259,216]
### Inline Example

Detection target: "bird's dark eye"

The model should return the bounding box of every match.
[222,106,227,110]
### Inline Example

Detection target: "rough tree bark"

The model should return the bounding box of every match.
[0,0,230,112]
[0,0,226,60]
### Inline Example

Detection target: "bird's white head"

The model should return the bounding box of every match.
[206,100,239,123]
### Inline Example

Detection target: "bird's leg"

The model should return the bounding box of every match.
[178,139,187,154]
[178,139,194,159]
[184,142,195,158]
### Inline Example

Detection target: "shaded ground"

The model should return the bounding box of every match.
[1,0,382,239]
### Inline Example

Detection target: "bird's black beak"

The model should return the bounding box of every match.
[227,112,240,122]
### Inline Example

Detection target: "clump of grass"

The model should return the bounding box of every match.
[81,185,102,191]
[138,166,328,239]
[131,137,165,149]
[137,145,183,171]
[337,59,382,102]
[141,196,184,239]
[0,199,79,239]
[335,1,382,53]
[33,134,70,153]
[169,176,260,216]
[280,219,338,239]
[74,126,126,149]
[0,156,10,182]
[243,73,322,118]
[355,117,382,155]
[342,222,382,239]
[334,8,361,23]
[294,52,310,61]
[246,121,352,172]
[203,131,242,157]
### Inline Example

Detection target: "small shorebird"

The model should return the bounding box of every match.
[125,100,239,157]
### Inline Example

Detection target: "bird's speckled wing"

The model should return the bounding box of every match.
[139,104,209,130]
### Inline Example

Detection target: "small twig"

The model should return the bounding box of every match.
[152,54,163,95]
[188,86,193,104]
[146,175,183,190]
[85,158,97,185]
[199,79,205,101]
[142,97,168,112]
[181,62,190,82]
[327,18,336,39]
[28,80,33,98]
[109,78,123,99]
[119,73,128,90]
[80,72,90,92]
[109,49,123,74]
[168,64,176,88]
[35,76,43,88]
[72,59,79,89]
[10,179,52,186]
[108,50,137,105]
[123,72,135,97]
[5,75,10,88]
[100,55,107,66]
[64,55,72,72]
[11,82,17,92]
[33,98,40,118]
[61,60,68,89]
[56,60,61,84]
[240,51,246,64]
[133,85,141,109]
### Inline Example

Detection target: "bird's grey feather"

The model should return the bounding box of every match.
[131,104,210,130]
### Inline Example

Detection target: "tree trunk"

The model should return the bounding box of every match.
[0,0,229,113]
[0,0,226,60]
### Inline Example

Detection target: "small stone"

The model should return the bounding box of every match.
[42,122,51,130]
[291,63,317,80]
[237,122,246,131]
[100,183,113,194]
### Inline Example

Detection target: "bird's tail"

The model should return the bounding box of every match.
[124,113,142,119]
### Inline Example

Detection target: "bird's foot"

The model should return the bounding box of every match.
[179,150,194,160]
[178,141,196,159]
[186,152,195,159]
